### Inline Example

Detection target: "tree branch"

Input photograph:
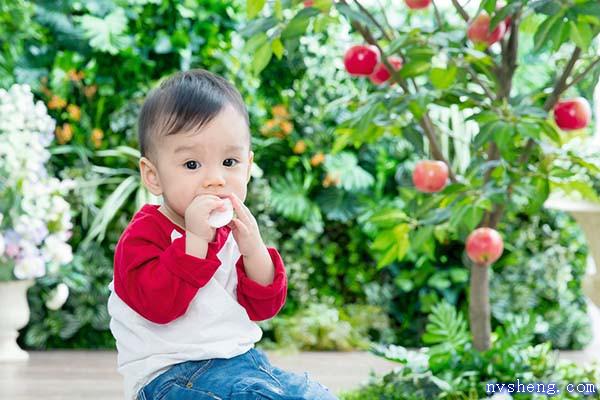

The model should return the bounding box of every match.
[432,0,444,30]
[375,0,395,36]
[543,47,582,112]
[564,55,600,93]
[466,64,496,100]
[353,0,392,41]
[451,0,470,22]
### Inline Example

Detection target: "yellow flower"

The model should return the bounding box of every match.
[55,123,73,144]
[67,69,85,82]
[48,95,67,110]
[271,104,289,118]
[310,152,325,167]
[260,119,278,136]
[293,140,307,154]
[83,85,97,98]
[322,173,340,188]
[91,128,104,148]
[67,104,81,121]
[280,120,293,135]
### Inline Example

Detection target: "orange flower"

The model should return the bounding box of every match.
[260,119,278,136]
[322,173,340,188]
[48,95,67,110]
[55,123,73,144]
[271,104,289,118]
[280,120,293,135]
[67,69,85,82]
[91,128,104,148]
[293,140,307,154]
[310,152,325,167]
[83,85,97,98]
[67,104,81,121]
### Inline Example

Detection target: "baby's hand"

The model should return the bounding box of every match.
[224,193,265,257]
[184,195,228,242]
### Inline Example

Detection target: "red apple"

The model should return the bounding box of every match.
[466,228,504,266]
[344,45,380,76]
[405,0,431,9]
[369,56,404,85]
[412,160,449,193]
[553,97,592,131]
[304,0,314,7]
[467,14,506,46]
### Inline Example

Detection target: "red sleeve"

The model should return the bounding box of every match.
[235,247,287,321]
[113,221,223,324]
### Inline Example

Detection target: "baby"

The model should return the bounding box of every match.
[107,69,338,400]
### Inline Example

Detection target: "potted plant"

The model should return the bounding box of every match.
[0,84,74,361]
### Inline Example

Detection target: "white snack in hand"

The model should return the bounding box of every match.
[208,198,233,228]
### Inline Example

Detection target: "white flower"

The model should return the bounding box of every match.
[14,255,46,279]
[45,283,70,310]
[43,235,73,265]
[0,233,4,257]
[0,84,73,280]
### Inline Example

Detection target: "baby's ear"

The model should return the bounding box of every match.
[139,157,162,196]
[246,151,254,183]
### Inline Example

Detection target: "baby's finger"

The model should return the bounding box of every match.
[226,193,251,222]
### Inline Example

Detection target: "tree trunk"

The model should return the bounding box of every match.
[469,264,491,351]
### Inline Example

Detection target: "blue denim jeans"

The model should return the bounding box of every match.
[137,348,339,399]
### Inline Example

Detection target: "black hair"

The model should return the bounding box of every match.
[138,69,249,158]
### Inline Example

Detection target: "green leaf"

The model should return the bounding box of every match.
[372,231,395,251]
[399,60,430,78]
[540,121,562,145]
[247,0,267,19]
[449,268,468,283]
[525,176,550,214]
[252,39,273,75]
[572,1,600,17]
[272,37,285,59]
[375,223,411,269]
[422,301,469,347]
[533,11,564,53]
[323,152,374,191]
[281,7,320,40]
[480,0,497,15]
[78,8,131,55]
[239,17,279,38]
[492,121,514,156]
[430,66,457,90]
[569,21,593,50]
[490,2,519,30]
[270,171,319,222]
[473,120,501,150]
[335,2,373,27]
[428,273,451,290]
[394,224,411,259]
[82,175,139,246]
[244,32,269,54]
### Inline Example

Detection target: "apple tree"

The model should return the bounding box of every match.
[243,0,600,351]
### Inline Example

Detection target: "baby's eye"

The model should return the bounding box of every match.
[223,159,238,167]
[184,160,199,170]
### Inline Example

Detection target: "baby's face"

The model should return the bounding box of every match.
[153,104,253,220]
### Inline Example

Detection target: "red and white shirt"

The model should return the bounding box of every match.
[107,204,287,400]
